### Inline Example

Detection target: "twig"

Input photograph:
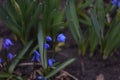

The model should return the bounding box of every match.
[18,62,42,66]
[56,70,79,80]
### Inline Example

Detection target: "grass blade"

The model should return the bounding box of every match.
[0,72,12,78]
[66,0,83,43]
[38,23,47,69]
[90,10,101,43]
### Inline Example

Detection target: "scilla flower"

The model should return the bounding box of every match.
[112,0,120,8]
[0,58,3,64]
[44,43,50,49]
[37,76,47,80]
[57,33,66,42]
[48,58,55,67]
[31,50,40,62]
[8,53,14,60]
[46,36,52,42]
[3,38,14,49]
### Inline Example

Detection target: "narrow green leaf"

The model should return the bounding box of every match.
[77,0,93,11]
[0,72,12,78]
[10,0,22,16]
[95,0,105,39]
[38,23,47,69]
[90,10,101,43]
[88,26,98,57]
[66,0,83,43]
[8,41,33,73]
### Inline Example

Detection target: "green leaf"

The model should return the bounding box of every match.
[66,0,83,43]
[77,0,93,11]
[88,26,98,57]
[8,41,33,73]
[102,23,120,59]
[0,72,12,78]
[38,23,47,69]
[45,58,75,78]
[95,0,105,39]
[10,0,22,16]
[90,10,101,43]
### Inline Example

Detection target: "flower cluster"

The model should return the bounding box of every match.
[0,38,14,64]
[31,50,55,68]
[45,33,66,49]
[31,33,66,79]
[32,33,66,62]
[112,0,120,8]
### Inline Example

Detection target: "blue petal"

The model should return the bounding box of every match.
[57,33,66,42]
[32,50,41,62]
[0,58,2,64]
[31,56,35,62]
[48,58,55,67]
[118,1,120,7]
[8,53,14,60]
[37,76,42,79]
[112,0,117,5]
[44,43,50,49]
[3,38,14,49]
[37,76,47,80]
[35,56,41,62]
[46,36,52,42]
[34,50,40,56]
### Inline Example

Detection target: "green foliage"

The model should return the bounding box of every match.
[36,0,75,78]
[89,0,120,59]
[0,72,23,80]
[39,0,65,38]
[0,0,75,79]
[0,0,65,43]
[90,0,105,43]
[38,23,75,78]
[66,0,85,55]
[66,0,94,55]
[38,24,48,69]
[66,0,120,59]
[0,0,41,45]
[102,10,120,59]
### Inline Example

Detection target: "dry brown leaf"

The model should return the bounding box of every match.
[0,38,3,51]
[96,74,104,80]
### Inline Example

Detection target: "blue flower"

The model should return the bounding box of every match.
[44,43,50,49]
[0,58,3,64]
[112,0,117,5]
[48,58,55,67]
[37,76,47,80]
[3,38,14,49]
[57,33,66,42]
[31,50,40,62]
[112,0,120,8]
[46,36,52,42]
[118,1,120,7]
[8,53,14,60]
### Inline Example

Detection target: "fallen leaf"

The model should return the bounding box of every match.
[96,73,104,80]
[0,38,3,51]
